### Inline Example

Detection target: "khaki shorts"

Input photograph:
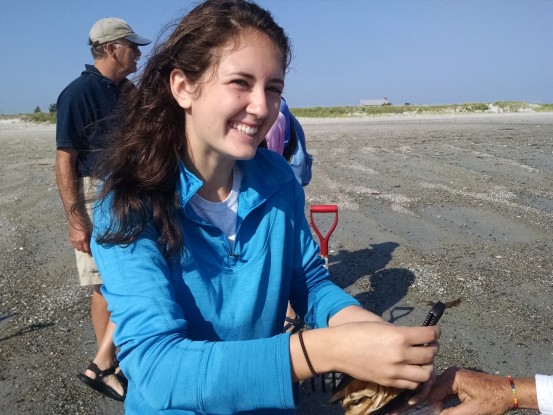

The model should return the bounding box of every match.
[75,176,102,286]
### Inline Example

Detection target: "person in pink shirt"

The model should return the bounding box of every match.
[265,110,286,154]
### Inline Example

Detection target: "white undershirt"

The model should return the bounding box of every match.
[189,167,242,251]
[536,374,553,414]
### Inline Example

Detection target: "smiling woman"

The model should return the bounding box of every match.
[169,28,285,181]
[88,1,440,414]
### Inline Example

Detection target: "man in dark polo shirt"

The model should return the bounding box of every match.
[55,17,150,402]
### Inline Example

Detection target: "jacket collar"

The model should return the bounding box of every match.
[176,149,294,216]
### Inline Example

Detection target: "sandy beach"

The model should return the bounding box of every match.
[1,112,551,414]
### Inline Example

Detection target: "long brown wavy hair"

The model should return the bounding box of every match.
[94,0,291,258]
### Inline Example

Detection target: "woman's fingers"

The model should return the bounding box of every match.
[337,323,440,387]
[390,363,436,390]
[404,341,440,366]
[404,325,441,347]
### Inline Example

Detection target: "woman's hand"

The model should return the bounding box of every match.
[322,321,440,390]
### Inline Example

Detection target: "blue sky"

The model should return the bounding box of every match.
[0,0,552,114]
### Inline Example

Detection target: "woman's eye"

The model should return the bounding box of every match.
[267,86,283,95]
[232,79,249,87]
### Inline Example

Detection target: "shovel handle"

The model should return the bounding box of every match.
[310,204,338,213]
[309,204,338,258]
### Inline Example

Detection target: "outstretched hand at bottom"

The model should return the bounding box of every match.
[426,367,528,415]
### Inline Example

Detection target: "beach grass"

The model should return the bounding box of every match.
[3,101,553,122]
[291,101,552,118]
[535,103,553,112]
[21,111,57,124]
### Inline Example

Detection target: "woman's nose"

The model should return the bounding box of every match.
[246,89,269,120]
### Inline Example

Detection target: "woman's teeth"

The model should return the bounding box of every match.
[233,123,258,136]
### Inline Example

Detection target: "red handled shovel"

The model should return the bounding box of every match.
[309,204,338,269]
[308,204,340,392]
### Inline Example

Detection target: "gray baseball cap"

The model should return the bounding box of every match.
[89,17,151,46]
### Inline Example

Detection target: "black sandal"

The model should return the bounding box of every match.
[77,361,126,402]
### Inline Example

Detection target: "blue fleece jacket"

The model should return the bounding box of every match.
[91,149,360,414]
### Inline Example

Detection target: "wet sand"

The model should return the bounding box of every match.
[1,112,551,414]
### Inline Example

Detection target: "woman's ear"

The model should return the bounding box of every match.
[170,69,193,109]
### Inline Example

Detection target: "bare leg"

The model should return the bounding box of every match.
[84,285,124,397]
[91,285,110,346]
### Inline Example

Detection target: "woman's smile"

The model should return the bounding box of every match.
[230,121,259,137]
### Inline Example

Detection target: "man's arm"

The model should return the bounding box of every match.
[55,148,92,253]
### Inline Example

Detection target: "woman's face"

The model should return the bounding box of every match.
[181,29,285,165]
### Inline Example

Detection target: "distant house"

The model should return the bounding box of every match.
[359,97,389,106]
